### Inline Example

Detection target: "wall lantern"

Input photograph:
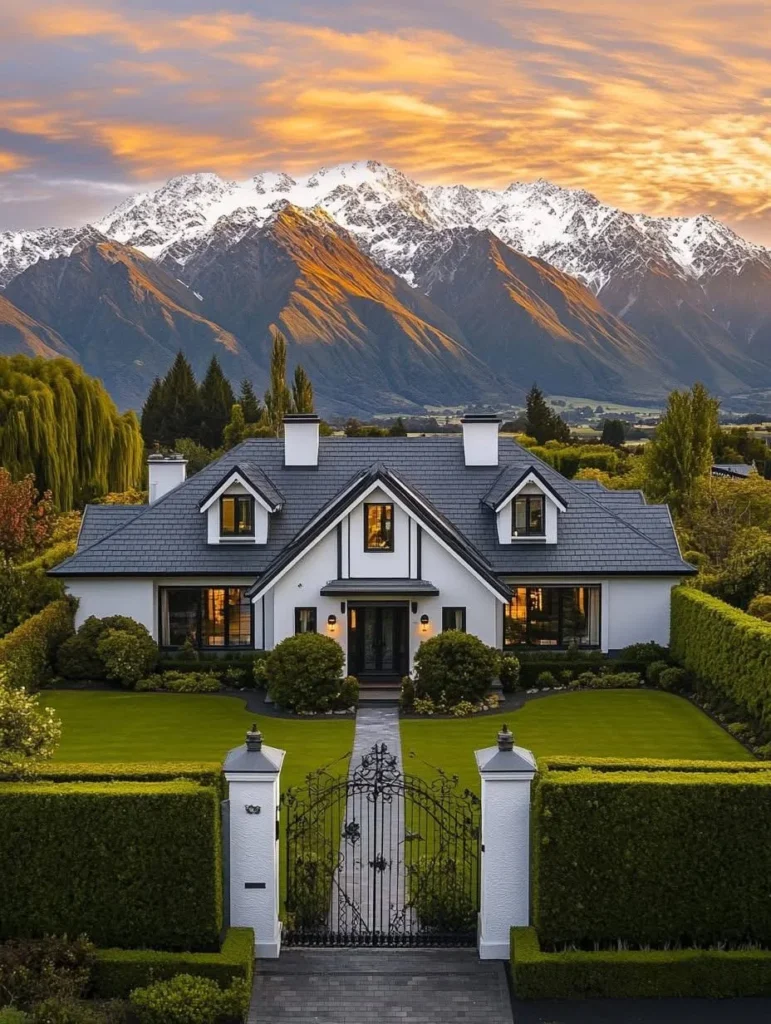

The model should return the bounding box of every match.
[327,614,337,630]
[419,614,430,632]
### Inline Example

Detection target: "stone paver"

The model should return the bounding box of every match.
[250,948,514,1024]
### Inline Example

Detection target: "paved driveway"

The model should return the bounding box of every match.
[249,949,513,1024]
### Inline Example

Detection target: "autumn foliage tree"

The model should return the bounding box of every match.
[0,469,53,562]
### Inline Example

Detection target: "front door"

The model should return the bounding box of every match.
[348,603,408,682]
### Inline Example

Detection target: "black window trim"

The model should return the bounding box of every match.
[294,606,318,634]
[442,606,467,632]
[503,584,601,650]
[363,502,395,552]
[159,585,254,650]
[511,494,545,538]
[220,494,255,538]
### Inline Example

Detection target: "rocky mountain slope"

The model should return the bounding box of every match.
[3,160,771,408]
[0,293,74,360]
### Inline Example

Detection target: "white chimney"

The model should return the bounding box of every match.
[147,453,187,503]
[284,414,320,467]
[461,415,500,466]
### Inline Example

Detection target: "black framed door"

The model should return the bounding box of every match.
[348,603,408,681]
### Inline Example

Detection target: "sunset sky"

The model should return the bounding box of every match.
[1,0,770,240]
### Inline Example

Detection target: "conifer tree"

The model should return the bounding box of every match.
[291,364,314,415]
[156,352,201,446]
[140,377,164,449]
[525,384,570,444]
[199,356,235,450]
[264,330,293,435]
[239,379,262,424]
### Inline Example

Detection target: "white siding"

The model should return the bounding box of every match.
[606,577,678,650]
[206,481,269,544]
[497,483,558,545]
[272,531,345,658]
[65,578,155,634]
[417,534,499,651]
[347,487,410,578]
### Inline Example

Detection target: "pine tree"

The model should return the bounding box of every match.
[291,364,314,415]
[600,419,626,447]
[524,384,570,444]
[239,379,262,424]
[140,377,164,449]
[264,330,293,435]
[199,356,235,449]
[157,352,201,446]
[388,417,407,437]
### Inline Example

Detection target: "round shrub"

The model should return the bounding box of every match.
[335,675,359,710]
[658,666,688,692]
[400,676,415,710]
[499,654,522,692]
[412,631,500,706]
[136,670,220,693]
[646,659,669,686]
[129,974,249,1024]
[57,616,150,681]
[617,641,670,665]
[748,595,771,622]
[264,633,344,712]
[577,671,598,687]
[96,628,158,689]
[536,670,556,688]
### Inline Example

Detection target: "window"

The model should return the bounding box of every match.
[220,495,254,537]
[504,586,600,648]
[512,495,545,538]
[295,607,317,634]
[160,587,252,648]
[442,607,466,632]
[364,503,394,551]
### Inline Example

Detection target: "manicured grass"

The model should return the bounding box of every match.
[42,690,354,792]
[401,690,753,794]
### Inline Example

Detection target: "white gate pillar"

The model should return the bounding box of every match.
[475,724,537,960]
[223,725,285,958]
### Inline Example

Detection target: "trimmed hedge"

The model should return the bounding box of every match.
[671,586,771,729]
[0,760,223,788]
[517,659,644,687]
[511,927,771,999]
[0,598,74,690]
[541,755,768,774]
[91,928,254,999]
[0,780,222,950]
[532,766,771,947]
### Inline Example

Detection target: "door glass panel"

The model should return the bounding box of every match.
[380,609,394,670]
[163,589,199,647]
[363,608,377,671]
[528,587,559,645]
[203,588,226,646]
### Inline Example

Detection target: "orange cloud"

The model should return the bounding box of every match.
[0,151,29,172]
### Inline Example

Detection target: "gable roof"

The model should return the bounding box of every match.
[199,463,284,513]
[483,465,567,513]
[51,436,695,579]
[77,505,143,551]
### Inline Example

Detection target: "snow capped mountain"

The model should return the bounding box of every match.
[2,160,769,296]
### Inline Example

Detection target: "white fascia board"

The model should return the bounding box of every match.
[494,471,567,514]
[250,477,509,605]
[199,471,275,514]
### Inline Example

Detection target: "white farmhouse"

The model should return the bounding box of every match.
[52,415,694,685]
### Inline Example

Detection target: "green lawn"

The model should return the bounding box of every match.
[401,690,753,794]
[42,691,355,793]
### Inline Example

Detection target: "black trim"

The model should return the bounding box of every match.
[198,464,283,513]
[442,607,467,632]
[294,607,317,634]
[336,523,342,578]
[511,495,545,538]
[220,495,255,538]
[485,465,568,511]
[416,525,422,579]
[502,584,601,649]
[158,584,254,650]
[363,502,395,552]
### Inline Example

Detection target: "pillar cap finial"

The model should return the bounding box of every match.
[497,723,514,752]
[246,724,263,752]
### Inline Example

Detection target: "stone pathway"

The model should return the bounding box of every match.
[249,948,513,1024]
[331,706,411,936]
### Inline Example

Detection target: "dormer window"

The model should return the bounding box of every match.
[220,495,254,538]
[512,495,544,538]
[364,503,394,551]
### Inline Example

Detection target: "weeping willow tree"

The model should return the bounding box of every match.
[0,355,143,510]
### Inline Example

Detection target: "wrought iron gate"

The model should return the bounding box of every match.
[282,743,480,947]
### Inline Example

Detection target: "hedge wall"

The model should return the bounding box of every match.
[91,928,254,999]
[511,927,771,999]
[5,761,223,787]
[671,586,771,728]
[532,767,771,947]
[0,780,222,950]
[0,598,74,690]
[541,755,768,774]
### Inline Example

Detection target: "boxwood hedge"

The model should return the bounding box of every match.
[671,587,771,729]
[511,927,771,999]
[91,928,253,999]
[0,780,222,950]
[0,598,74,690]
[533,766,771,948]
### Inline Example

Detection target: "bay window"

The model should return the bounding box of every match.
[160,587,253,648]
[504,586,600,647]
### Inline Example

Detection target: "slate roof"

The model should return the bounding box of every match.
[199,462,285,512]
[712,463,752,478]
[52,437,695,580]
[77,505,143,551]
[482,465,567,511]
